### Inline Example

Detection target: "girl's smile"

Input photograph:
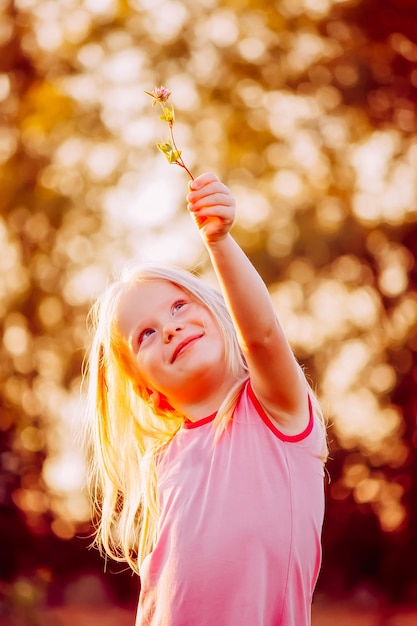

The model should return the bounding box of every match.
[171,333,204,363]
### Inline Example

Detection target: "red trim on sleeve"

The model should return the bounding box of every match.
[247,382,314,442]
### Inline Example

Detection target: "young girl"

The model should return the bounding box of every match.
[84,172,328,626]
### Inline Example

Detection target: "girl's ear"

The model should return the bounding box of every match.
[143,387,173,412]
[156,393,174,412]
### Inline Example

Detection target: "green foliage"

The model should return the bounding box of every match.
[156,140,182,163]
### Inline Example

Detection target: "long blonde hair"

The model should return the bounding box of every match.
[83,264,249,573]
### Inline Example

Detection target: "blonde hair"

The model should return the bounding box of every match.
[83,264,249,574]
[83,263,327,575]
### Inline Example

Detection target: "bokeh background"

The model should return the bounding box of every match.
[1,0,417,624]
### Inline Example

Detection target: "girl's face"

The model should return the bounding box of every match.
[116,280,227,407]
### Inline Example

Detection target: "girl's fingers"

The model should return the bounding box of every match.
[188,208,234,227]
[188,174,228,198]
[187,181,234,206]
[187,192,233,211]
[189,171,220,190]
[187,182,229,200]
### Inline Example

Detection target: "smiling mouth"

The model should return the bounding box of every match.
[171,335,203,363]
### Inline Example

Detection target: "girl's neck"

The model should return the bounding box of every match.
[174,371,238,422]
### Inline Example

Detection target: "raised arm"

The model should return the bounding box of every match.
[187,172,310,435]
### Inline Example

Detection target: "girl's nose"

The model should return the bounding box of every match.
[163,322,183,343]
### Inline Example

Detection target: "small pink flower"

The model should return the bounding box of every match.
[146,85,171,104]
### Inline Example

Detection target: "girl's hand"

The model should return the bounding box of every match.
[186,172,235,243]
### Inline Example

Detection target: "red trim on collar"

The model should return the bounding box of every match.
[182,412,217,429]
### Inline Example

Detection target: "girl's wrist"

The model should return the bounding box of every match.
[204,232,233,252]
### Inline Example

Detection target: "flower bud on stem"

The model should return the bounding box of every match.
[145,86,194,180]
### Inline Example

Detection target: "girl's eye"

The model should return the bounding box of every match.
[172,300,187,313]
[138,328,155,345]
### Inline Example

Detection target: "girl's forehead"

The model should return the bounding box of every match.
[120,279,187,312]
[115,279,192,337]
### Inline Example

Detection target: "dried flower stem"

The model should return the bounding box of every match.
[145,86,194,180]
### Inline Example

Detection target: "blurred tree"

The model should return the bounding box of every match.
[1,0,417,616]
[0,0,138,613]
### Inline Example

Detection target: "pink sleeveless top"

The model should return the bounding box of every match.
[136,381,326,625]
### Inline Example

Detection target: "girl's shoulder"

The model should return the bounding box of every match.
[236,380,327,457]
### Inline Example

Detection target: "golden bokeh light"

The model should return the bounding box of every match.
[2,0,417,591]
